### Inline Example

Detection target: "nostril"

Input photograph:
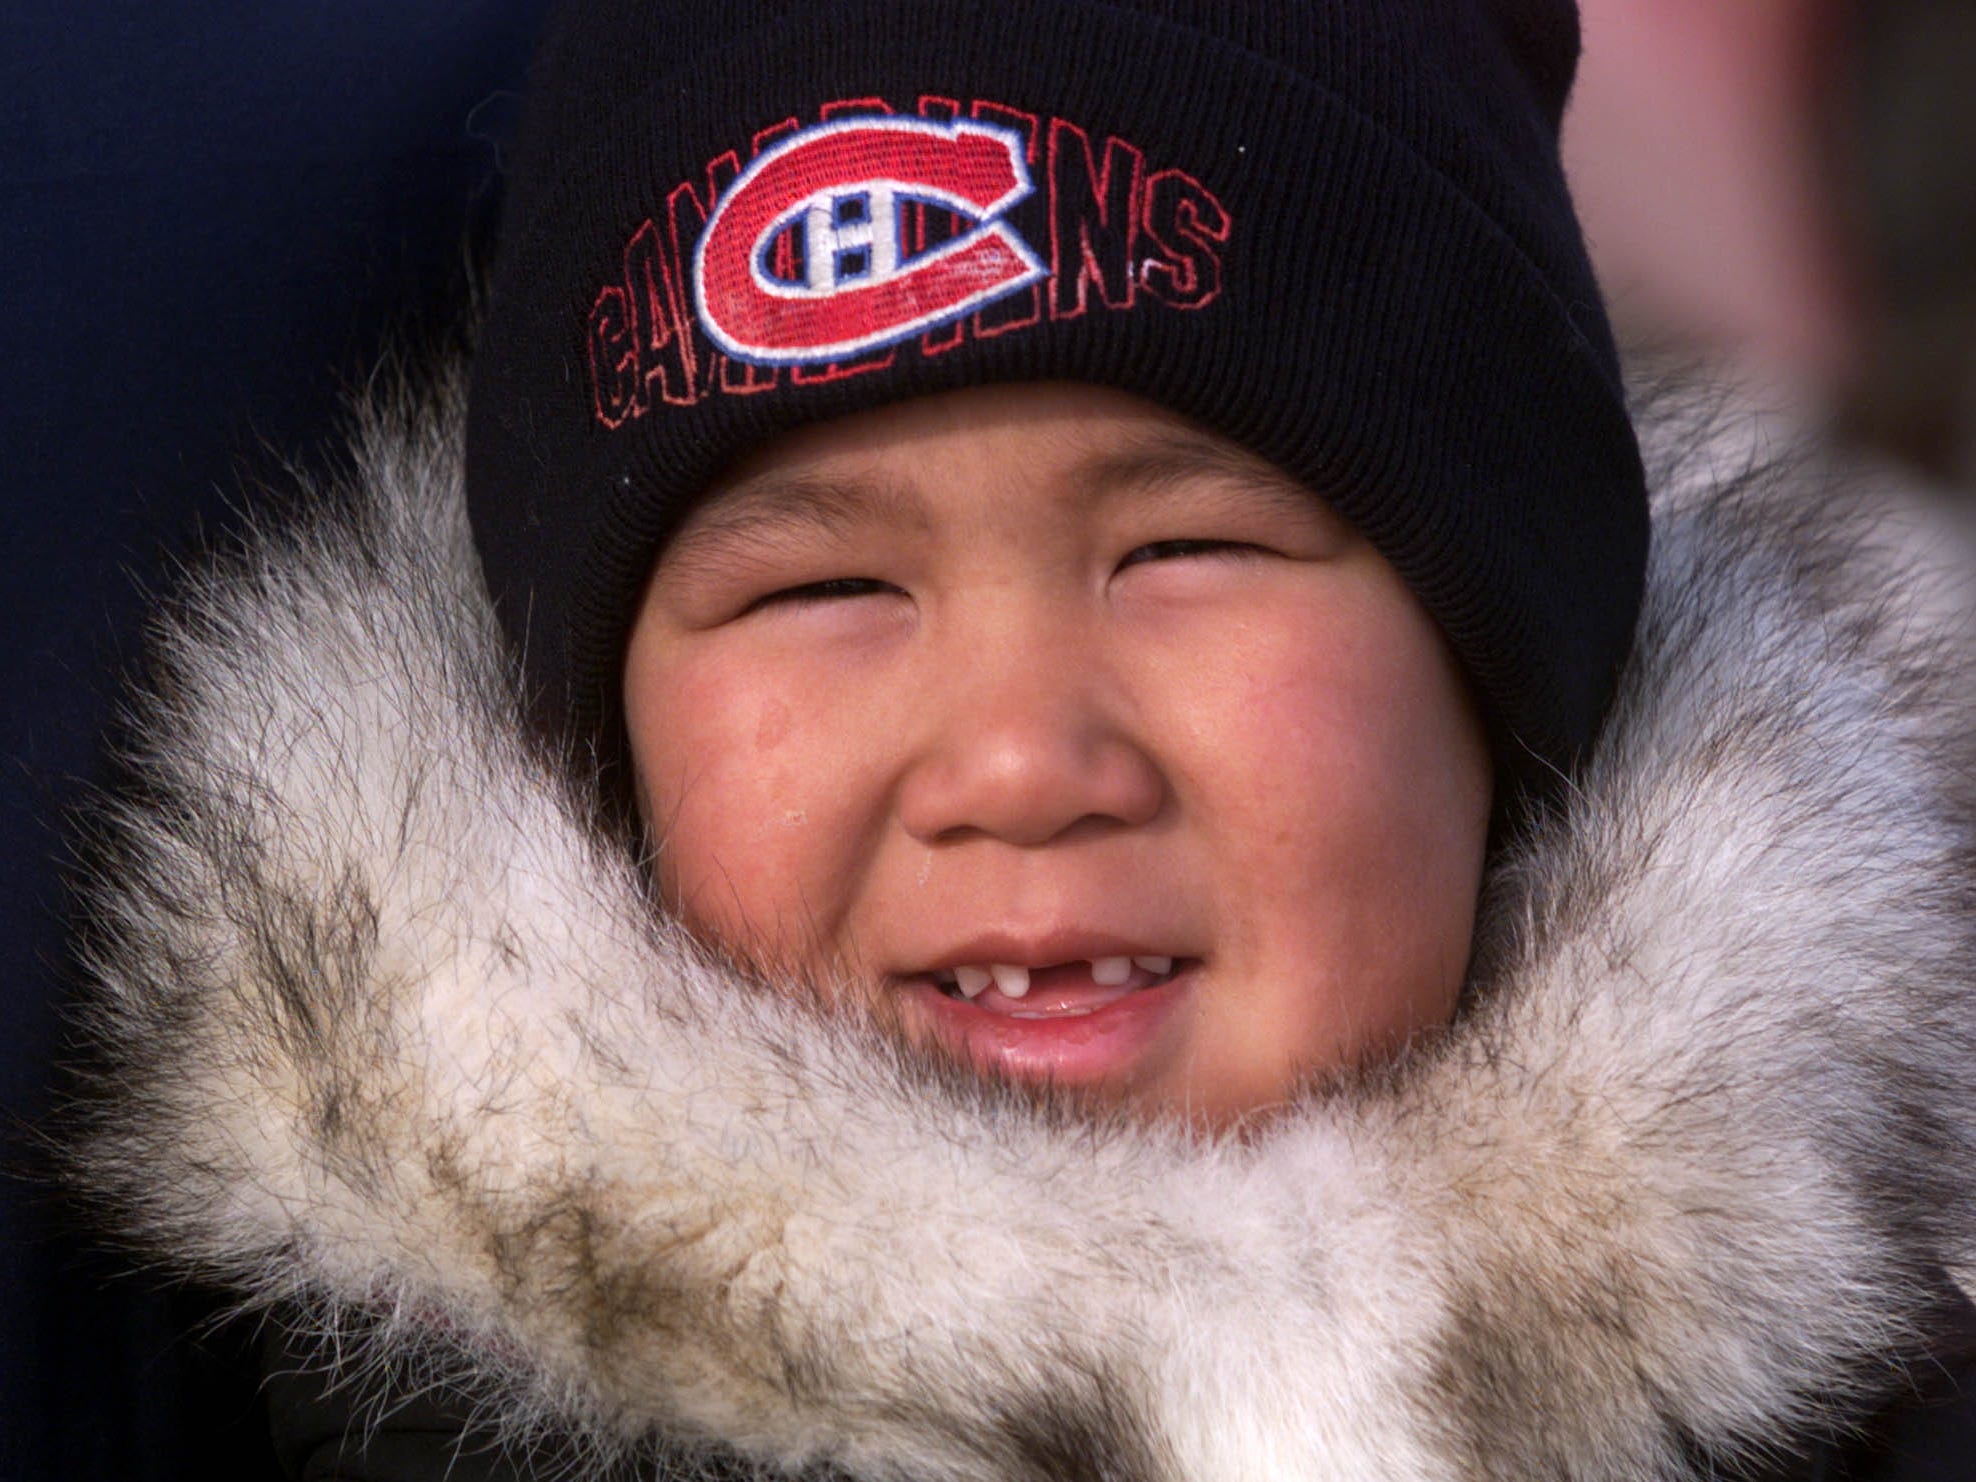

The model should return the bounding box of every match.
[898,723,1166,847]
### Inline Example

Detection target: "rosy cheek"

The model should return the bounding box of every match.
[1197,636,1374,808]
[754,697,792,751]
[639,669,769,885]
[640,668,866,968]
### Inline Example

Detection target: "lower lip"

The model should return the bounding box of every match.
[903,965,1192,1088]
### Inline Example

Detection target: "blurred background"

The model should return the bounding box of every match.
[3,2,1973,1477]
[1565,0,1976,483]
[1,5,550,1478]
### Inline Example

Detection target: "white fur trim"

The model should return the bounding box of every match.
[67,373,1976,1480]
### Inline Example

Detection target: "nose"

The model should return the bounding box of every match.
[896,623,1166,848]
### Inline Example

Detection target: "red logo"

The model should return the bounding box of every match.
[692,117,1048,365]
[584,96,1232,425]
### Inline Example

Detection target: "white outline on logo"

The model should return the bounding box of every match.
[692,116,1050,366]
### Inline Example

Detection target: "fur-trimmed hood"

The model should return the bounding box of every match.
[65,377,1976,1481]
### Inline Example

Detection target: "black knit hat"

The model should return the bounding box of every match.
[467,0,1648,786]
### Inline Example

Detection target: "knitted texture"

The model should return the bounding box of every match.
[466,0,1648,783]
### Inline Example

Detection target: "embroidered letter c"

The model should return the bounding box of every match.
[692,117,1048,366]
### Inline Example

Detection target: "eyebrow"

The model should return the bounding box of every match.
[656,428,1337,580]
[1076,432,1335,528]
[655,471,932,583]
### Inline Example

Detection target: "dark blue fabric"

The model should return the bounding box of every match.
[0,5,549,1476]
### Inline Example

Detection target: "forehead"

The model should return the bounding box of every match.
[658,382,1337,557]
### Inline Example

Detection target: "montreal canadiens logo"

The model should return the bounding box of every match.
[691,116,1049,366]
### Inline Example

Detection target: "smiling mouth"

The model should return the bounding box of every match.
[898,952,1195,1089]
[923,956,1186,1018]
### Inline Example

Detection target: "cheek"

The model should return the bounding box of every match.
[1189,610,1477,832]
[628,655,872,964]
[1267,642,1479,839]
[1176,585,1490,1032]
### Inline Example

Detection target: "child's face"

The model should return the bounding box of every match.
[624,384,1492,1128]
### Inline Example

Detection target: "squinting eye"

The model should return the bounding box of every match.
[1119,539,1263,567]
[744,577,898,613]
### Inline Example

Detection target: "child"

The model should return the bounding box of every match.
[616,381,1497,1128]
[68,1,1976,1479]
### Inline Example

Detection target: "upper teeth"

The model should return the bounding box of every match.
[938,956,1176,999]
[954,965,992,998]
[989,963,1031,998]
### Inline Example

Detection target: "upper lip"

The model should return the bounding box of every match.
[898,928,1190,976]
